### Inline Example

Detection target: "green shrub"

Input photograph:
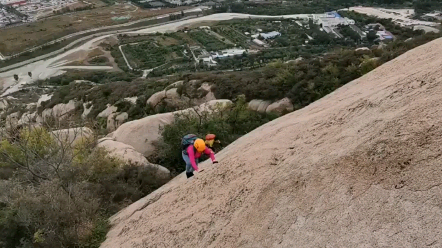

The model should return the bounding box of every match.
[0,127,170,247]
[154,95,278,174]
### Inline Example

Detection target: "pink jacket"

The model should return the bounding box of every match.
[186,145,216,171]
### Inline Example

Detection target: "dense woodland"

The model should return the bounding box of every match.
[213,0,442,16]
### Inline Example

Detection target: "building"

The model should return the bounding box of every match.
[252,31,281,40]
[260,31,281,39]
[202,57,217,66]
[315,11,355,28]
[211,48,246,59]
[252,38,266,47]
[376,30,394,41]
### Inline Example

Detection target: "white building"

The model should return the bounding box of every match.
[211,48,246,59]
[252,38,266,47]
[260,31,281,39]
[251,31,281,40]
[315,11,355,28]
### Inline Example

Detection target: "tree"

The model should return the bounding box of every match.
[367,30,378,42]
[13,74,18,81]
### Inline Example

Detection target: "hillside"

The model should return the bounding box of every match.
[101,37,442,247]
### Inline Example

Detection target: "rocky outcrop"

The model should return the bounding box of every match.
[111,112,174,158]
[146,81,216,110]
[42,100,78,122]
[124,97,138,105]
[82,102,93,119]
[0,99,8,110]
[112,100,232,157]
[107,112,128,132]
[146,91,167,107]
[97,138,170,179]
[248,98,294,114]
[355,47,371,55]
[266,98,294,114]
[5,112,19,130]
[248,99,272,113]
[163,88,190,108]
[18,112,37,126]
[37,94,52,108]
[97,104,118,118]
[51,127,93,145]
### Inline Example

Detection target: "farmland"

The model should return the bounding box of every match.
[188,30,233,51]
[122,41,188,69]
[0,3,190,56]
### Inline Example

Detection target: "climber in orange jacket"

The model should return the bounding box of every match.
[182,134,218,178]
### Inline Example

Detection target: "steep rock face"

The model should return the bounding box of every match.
[97,138,170,179]
[102,39,442,248]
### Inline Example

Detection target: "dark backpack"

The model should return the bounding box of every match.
[181,134,198,154]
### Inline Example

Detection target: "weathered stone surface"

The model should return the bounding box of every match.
[266,98,294,114]
[107,112,129,132]
[97,138,170,179]
[98,104,118,118]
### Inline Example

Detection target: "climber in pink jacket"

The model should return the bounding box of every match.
[182,134,218,178]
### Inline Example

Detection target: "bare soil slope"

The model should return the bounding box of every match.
[101,38,442,248]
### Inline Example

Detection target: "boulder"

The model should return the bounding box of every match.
[107,112,129,132]
[26,103,36,111]
[167,80,184,89]
[203,91,216,102]
[0,99,8,110]
[97,104,118,118]
[163,88,190,109]
[146,90,166,107]
[165,88,180,99]
[42,100,78,122]
[124,97,138,105]
[37,94,52,108]
[266,98,294,114]
[355,47,371,55]
[5,112,20,130]
[112,100,232,157]
[97,139,170,179]
[82,102,93,119]
[112,112,175,157]
[185,80,202,98]
[248,99,271,113]
[18,112,37,126]
[51,127,94,145]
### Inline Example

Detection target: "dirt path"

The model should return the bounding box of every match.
[102,38,442,248]
[347,7,439,27]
